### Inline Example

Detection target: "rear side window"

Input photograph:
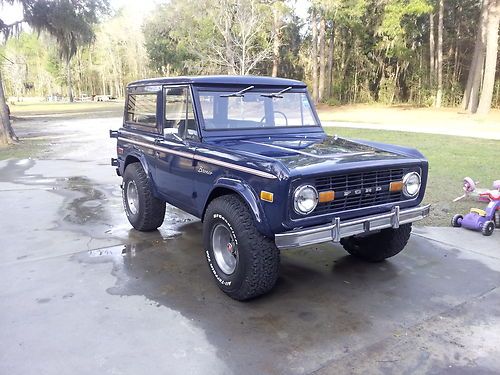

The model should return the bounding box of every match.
[126,93,157,126]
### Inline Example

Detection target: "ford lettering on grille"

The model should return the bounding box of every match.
[342,186,384,197]
[311,168,409,216]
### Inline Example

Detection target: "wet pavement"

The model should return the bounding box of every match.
[1,116,500,374]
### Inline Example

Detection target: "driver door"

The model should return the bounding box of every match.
[154,86,199,213]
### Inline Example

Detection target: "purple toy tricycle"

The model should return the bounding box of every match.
[452,177,500,236]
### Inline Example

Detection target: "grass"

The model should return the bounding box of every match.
[0,140,46,161]
[326,128,500,227]
[9,101,123,115]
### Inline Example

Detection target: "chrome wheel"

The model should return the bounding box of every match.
[126,180,139,215]
[212,223,238,275]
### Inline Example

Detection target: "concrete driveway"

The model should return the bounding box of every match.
[1,116,499,374]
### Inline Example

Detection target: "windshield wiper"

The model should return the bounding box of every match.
[220,85,255,98]
[261,86,292,98]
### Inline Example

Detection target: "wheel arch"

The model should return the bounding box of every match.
[121,151,163,199]
[122,152,151,176]
[202,178,272,237]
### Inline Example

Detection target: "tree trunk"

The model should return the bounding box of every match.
[318,16,326,102]
[462,0,489,112]
[429,13,435,85]
[311,8,319,103]
[353,63,358,103]
[390,63,400,104]
[327,25,335,98]
[453,5,462,83]
[0,71,18,145]
[66,56,74,102]
[477,0,500,115]
[435,0,444,107]
[271,4,281,77]
[224,6,235,75]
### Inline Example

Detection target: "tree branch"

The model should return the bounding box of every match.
[0,18,25,33]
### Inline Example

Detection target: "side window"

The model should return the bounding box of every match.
[164,87,198,140]
[126,93,157,127]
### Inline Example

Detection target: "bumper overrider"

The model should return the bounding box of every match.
[275,205,431,249]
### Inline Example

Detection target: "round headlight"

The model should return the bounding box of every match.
[403,172,421,197]
[294,185,318,215]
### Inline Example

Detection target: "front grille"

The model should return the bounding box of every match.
[313,168,406,215]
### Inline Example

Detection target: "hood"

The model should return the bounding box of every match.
[206,134,422,177]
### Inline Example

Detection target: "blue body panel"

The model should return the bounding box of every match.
[115,75,429,238]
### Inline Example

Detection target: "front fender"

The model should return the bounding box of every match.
[353,139,427,160]
[206,177,273,237]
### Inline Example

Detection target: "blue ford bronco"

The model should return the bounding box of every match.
[110,75,430,300]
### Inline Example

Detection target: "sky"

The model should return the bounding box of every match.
[0,2,23,24]
[0,0,157,23]
[1,0,310,26]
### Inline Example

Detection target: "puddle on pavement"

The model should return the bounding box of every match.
[0,159,38,183]
[71,220,500,374]
[87,244,127,258]
[0,158,123,236]
[61,176,108,225]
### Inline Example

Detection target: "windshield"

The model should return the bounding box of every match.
[197,90,319,130]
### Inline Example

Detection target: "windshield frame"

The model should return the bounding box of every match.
[192,86,323,136]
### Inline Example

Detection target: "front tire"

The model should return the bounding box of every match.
[122,163,166,231]
[203,195,280,300]
[451,214,463,227]
[340,223,412,262]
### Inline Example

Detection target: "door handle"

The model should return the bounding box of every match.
[153,138,162,158]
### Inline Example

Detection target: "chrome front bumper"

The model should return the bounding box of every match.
[275,205,431,249]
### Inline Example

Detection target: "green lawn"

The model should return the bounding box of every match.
[0,140,46,161]
[326,128,500,226]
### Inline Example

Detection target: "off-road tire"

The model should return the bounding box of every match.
[122,163,165,231]
[340,223,412,262]
[494,211,500,229]
[481,220,495,236]
[203,195,280,301]
[451,214,463,228]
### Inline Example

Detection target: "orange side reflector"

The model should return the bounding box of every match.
[390,181,404,192]
[260,191,274,202]
[319,191,335,203]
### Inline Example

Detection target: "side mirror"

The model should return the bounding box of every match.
[164,127,185,144]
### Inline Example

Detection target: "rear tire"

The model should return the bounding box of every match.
[340,223,412,262]
[481,221,495,236]
[203,195,280,300]
[494,211,500,229]
[122,163,165,231]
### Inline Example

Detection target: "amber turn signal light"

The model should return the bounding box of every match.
[389,181,404,192]
[260,191,274,202]
[318,191,335,203]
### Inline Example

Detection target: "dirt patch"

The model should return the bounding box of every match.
[317,104,500,126]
